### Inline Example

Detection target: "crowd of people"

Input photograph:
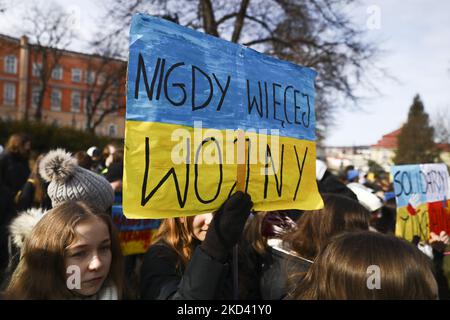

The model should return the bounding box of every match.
[0,132,449,300]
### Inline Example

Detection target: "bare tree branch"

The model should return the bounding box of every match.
[231,0,250,43]
[217,12,237,26]
[84,35,127,134]
[97,0,385,141]
[22,3,75,121]
[432,106,450,144]
[200,0,219,36]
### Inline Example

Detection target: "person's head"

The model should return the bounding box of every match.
[283,193,369,260]
[103,143,120,168]
[290,231,438,300]
[347,169,359,183]
[104,149,124,183]
[86,146,101,162]
[6,133,31,158]
[111,149,124,164]
[5,201,124,299]
[154,212,213,267]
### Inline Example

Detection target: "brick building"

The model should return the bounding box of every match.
[0,34,126,138]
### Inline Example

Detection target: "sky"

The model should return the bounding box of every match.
[1,0,449,147]
[331,0,450,146]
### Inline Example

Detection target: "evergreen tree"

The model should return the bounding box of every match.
[394,94,438,164]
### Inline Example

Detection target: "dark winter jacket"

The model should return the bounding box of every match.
[0,152,30,201]
[140,241,233,300]
[0,152,29,276]
[260,239,313,300]
[15,179,52,212]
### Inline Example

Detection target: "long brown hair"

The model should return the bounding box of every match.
[152,216,197,269]
[283,193,369,260]
[29,154,46,206]
[5,201,124,299]
[290,231,438,300]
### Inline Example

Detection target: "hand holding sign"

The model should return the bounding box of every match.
[429,231,450,252]
[201,192,253,262]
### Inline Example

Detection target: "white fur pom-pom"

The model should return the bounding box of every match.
[9,207,47,249]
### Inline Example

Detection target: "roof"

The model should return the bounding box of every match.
[372,128,450,152]
[371,128,401,149]
[0,33,126,64]
[0,34,20,44]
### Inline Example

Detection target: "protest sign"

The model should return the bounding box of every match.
[391,163,450,241]
[123,13,323,218]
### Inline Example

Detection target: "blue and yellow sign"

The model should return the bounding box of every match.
[391,163,450,241]
[124,13,323,218]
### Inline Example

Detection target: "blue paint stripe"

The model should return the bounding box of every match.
[391,165,425,208]
[127,13,317,141]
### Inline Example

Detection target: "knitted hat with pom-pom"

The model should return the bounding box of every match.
[9,207,46,250]
[39,149,114,212]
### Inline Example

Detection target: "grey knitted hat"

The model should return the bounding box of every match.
[39,149,114,212]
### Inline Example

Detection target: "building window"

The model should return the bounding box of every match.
[51,89,62,111]
[110,97,118,110]
[4,56,17,74]
[51,65,63,80]
[98,72,106,85]
[31,86,41,109]
[3,83,16,105]
[32,63,42,77]
[72,68,82,82]
[71,91,81,112]
[108,123,117,137]
[86,71,95,84]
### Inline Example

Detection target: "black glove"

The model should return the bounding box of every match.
[201,192,253,263]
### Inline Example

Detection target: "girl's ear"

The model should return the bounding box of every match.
[179,217,186,223]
